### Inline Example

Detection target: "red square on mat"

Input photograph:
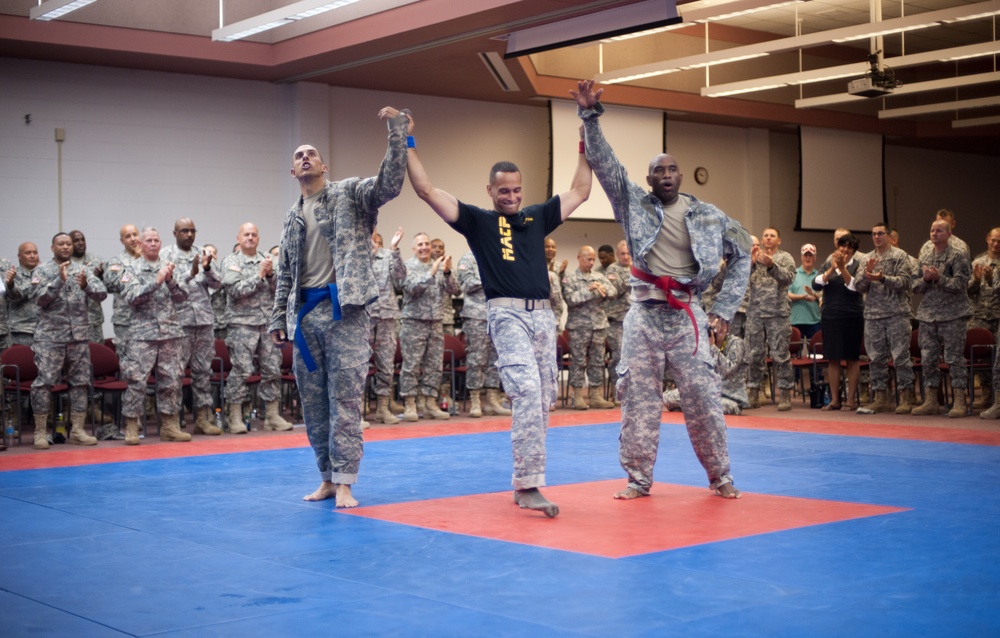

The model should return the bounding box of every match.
[344,480,908,558]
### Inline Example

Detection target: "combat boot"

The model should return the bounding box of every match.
[948,389,968,418]
[68,412,97,446]
[589,388,614,409]
[484,389,512,416]
[858,385,871,405]
[910,388,940,416]
[33,413,50,450]
[572,387,589,410]
[895,387,916,415]
[375,396,400,424]
[124,416,141,446]
[403,397,419,422]
[423,397,450,420]
[980,395,1000,419]
[748,387,761,409]
[777,389,792,412]
[193,406,222,435]
[159,413,192,442]
[263,400,294,431]
[973,390,993,410]
[866,390,893,414]
[388,383,405,414]
[227,403,248,434]
[468,390,483,418]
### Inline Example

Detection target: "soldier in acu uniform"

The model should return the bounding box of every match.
[30,233,107,449]
[969,228,1000,411]
[457,250,509,418]
[370,228,407,424]
[576,79,750,501]
[269,106,409,509]
[603,240,632,402]
[69,231,106,344]
[6,242,40,346]
[562,245,616,409]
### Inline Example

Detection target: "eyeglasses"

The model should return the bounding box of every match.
[872,231,887,236]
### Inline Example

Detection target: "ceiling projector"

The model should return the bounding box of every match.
[847,51,902,98]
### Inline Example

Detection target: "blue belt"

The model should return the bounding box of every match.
[295,284,341,373]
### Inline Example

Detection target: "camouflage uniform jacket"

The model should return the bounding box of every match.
[747,250,796,319]
[854,245,915,319]
[268,113,408,341]
[563,268,615,330]
[0,257,10,335]
[401,256,459,321]
[222,250,276,327]
[72,252,106,329]
[370,247,406,320]
[121,258,188,341]
[548,270,564,320]
[579,102,751,322]
[457,251,486,321]
[913,245,972,322]
[104,250,141,326]
[969,253,1000,322]
[33,260,107,343]
[603,261,632,322]
[162,244,221,328]
[7,265,39,334]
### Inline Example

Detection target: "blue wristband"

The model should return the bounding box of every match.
[407,135,415,148]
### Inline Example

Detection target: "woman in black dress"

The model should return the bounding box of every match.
[813,233,864,410]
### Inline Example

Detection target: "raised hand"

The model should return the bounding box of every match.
[75,268,88,289]
[391,227,404,250]
[570,79,603,109]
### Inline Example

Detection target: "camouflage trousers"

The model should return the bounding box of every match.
[606,319,624,390]
[918,318,968,389]
[487,306,557,490]
[369,317,399,396]
[178,324,215,410]
[617,301,733,494]
[225,324,281,404]
[463,318,500,390]
[11,332,33,347]
[745,314,793,390]
[993,329,1000,394]
[0,333,10,351]
[90,323,104,344]
[398,319,443,398]
[113,323,129,363]
[865,314,914,391]
[729,311,746,340]
[122,338,181,417]
[568,327,607,389]
[663,388,742,416]
[293,300,369,484]
[30,340,91,414]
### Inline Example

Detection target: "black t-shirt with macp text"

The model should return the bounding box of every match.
[448,196,562,301]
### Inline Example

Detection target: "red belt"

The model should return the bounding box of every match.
[630,266,699,355]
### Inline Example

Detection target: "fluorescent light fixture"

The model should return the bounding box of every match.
[213,0,363,42]
[503,0,679,58]
[831,22,940,43]
[707,41,1000,99]
[679,52,769,69]
[795,71,1000,108]
[599,0,1000,84]
[29,0,98,21]
[602,0,806,42]
[952,115,1000,128]
[879,95,1000,119]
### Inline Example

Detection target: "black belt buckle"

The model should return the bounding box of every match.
[524,299,536,311]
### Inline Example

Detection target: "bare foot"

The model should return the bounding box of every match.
[303,481,337,502]
[334,483,359,508]
[513,488,559,518]
[613,487,647,500]
[714,483,742,499]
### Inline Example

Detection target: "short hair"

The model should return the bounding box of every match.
[51,232,71,245]
[141,226,159,238]
[935,208,955,222]
[763,227,781,237]
[837,233,860,251]
[598,244,614,254]
[489,161,519,184]
[269,245,279,253]
[872,222,888,231]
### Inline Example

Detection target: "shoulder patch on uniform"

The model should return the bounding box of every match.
[228,264,242,272]
[121,273,131,283]
[31,275,40,284]
[109,264,122,271]
[607,273,617,280]
[458,264,468,270]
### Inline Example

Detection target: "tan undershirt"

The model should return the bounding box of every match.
[299,191,336,288]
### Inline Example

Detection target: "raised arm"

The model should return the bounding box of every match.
[405,115,460,224]
[557,125,593,221]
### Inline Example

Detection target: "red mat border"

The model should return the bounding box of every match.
[2,409,999,472]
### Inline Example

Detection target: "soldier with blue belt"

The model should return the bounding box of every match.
[576,80,750,501]
[405,113,593,518]
[269,106,409,509]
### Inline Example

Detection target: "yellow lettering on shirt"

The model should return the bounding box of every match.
[498,216,515,262]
